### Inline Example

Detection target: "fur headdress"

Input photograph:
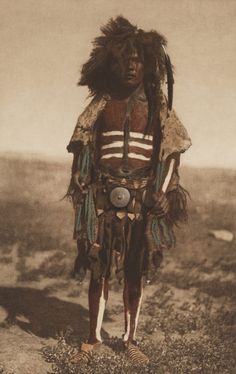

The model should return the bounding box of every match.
[79,16,169,96]
[79,16,174,135]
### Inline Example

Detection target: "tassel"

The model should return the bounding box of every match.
[149,215,176,251]
[78,144,91,181]
[86,187,98,243]
[151,159,184,249]
[72,144,99,243]
[159,218,172,246]
[76,205,83,231]
[155,161,165,191]
[167,185,189,224]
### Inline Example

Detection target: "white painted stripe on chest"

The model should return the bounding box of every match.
[101,152,151,161]
[130,131,153,141]
[129,153,151,161]
[129,141,152,150]
[101,153,123,159]
[102,130,153,141]
[101,141,123,150]
[101,141,152,151]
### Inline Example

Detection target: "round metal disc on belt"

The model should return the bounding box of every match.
[110,187,130,208]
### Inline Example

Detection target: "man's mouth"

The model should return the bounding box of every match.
[126,73,136,80]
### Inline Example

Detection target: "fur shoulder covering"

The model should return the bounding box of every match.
[68,95,110,147]
[159,109,192,161]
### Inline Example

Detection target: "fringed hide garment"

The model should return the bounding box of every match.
[67,90,191,283]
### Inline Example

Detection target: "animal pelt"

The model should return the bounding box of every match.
[79,16,167,95]
[79,16,169,132]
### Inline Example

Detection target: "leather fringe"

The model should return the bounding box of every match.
[167,184,189,225]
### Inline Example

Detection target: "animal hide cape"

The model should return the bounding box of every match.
[67,94,191,281]
[68,93,191,160]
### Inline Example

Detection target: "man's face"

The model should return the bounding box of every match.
[122,52,144,88]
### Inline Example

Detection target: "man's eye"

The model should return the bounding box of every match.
[127,57,139,63]
[132,57,141,63]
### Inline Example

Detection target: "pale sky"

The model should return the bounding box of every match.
[1,0,236,168]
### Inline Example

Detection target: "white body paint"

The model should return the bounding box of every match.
[133,290,143,340]
[95,281,106,342]
[103,130,123,137]
[123,312,131,342]
[101,152,123,159]
[102,140,152,150]
[128,153,150,161]
[162,158,175,193]
[129,141,152,149]
[102,130,153,141]
[129,132,153,141]
[101,152,150,161]
[102,141,124,150]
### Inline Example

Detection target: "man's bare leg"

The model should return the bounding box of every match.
[88,276,109,344]
[123,276,149,365]
[71,275,109,364]
[123,277,143,343]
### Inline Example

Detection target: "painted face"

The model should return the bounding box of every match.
[122,52,144,87]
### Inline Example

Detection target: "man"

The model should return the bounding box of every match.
[66,16,191,366]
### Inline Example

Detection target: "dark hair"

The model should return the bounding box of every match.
[79,16,170,136]
[79,17,167,88]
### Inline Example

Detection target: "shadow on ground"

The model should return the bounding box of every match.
[0,287,107,340]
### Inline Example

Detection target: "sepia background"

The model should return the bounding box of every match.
[0,1,236,373]
[1,0,236,167]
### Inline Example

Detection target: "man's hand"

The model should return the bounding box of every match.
[73,171,89,194]
[151,191,169,217]
[73,171,83,191]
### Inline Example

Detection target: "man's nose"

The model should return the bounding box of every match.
[128,59,136,70]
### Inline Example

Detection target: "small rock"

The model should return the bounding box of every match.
[209,230,234,242]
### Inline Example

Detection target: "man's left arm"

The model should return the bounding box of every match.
[152,152,180,217]
[152,92,191,218]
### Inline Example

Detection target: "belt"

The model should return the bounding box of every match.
[105,176,150,190]
[96,175,153,211]
[99,165,152,179]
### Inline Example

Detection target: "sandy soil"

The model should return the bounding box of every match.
[0,155,235,373]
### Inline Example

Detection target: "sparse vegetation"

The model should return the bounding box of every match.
[0,155,235,373]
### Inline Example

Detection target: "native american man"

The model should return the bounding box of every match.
[66,17,191,365]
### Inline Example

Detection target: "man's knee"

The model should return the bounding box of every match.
[126,279,142,300]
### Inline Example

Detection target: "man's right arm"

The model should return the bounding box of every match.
[66,140,84,190]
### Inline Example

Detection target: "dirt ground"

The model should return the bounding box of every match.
[0,155,235,373]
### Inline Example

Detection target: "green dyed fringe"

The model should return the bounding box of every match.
[74,145,98,243]
[151,161,176,249]
[77,145,91,180]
